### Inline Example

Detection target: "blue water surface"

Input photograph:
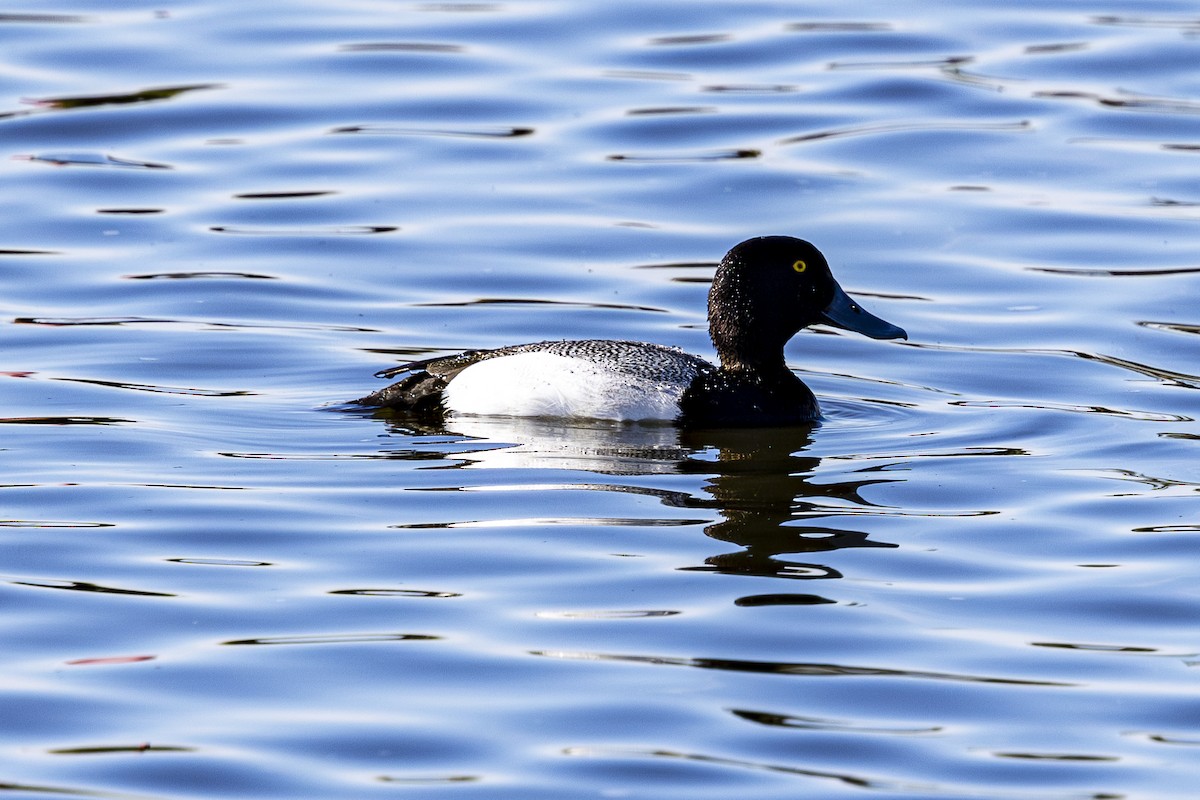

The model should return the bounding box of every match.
[2,2,1199,798]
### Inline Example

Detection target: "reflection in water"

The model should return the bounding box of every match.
[563,744,888,792]
[123,270,276,280]
[23,83,219,109]
[331,124,534,138]
[55,378,253,397]
[208,224,398,236]
[14,316,375,333]
[168,558,272,567]
[374,414,899,584]
[339,42,465,53]
[1034,88,1200,114]
[234,190,335,200]
[909,340,1200,391]
[17,152,171,169]
[1034,265,1200,277]
[222,633,439,646]
[13,579,173,596]
[50,744,191,755]
[779,119,1030,144]
[730,707,941,734]
[991,751,1117,762]
[1138,320,1200,336]
[0,519,114,528]
[950,398,1189,422]
[1031,641,1159,653]
[535,649,1071,686]
[411,296,667,313]
[626,105,717,115]
[734,593,835,606]
[377,774,480,785]
[786,21,894,32]
[0,12,86,23]
[0,415,130,425]
[329,588,462,598]
[398,416,693,474]
[607,148,761,162]
[678,427,898,580]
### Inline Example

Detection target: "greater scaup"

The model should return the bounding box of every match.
[353,236,906,426]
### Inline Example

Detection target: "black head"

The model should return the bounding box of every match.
[707,236,905,372]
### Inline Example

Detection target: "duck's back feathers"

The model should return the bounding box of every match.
[355,339,712,422]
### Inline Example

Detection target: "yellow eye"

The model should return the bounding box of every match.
[792,259,807,273]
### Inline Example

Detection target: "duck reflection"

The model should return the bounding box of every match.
[676,426,897,590]
[373,414,897,590]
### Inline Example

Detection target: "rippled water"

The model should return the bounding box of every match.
[3,2,1199,798]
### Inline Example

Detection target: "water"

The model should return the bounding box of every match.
[2,2,1199,798]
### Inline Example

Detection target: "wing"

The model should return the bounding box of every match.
[353,340,713,414]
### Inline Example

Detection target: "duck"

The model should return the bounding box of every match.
[353,236,906,427]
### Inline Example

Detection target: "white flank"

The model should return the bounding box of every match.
[442,351,684,421]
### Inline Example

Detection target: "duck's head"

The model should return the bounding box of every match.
[708,236,906,371]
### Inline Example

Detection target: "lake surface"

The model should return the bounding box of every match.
[2,2,1199,798]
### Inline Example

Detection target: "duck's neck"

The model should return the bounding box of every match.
[713,339,791,379]
[707,271,801,379]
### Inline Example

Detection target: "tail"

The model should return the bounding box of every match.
[352,368,449,411]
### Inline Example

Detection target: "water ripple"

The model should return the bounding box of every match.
[20,83,219,110]
[0,415,131,425]
[56,378,252,397]
[12,579,173,597]
[534,650,1075,686]
[4,3,1199,798]
[607,148,761,162]
[16,152,171,169]
[780,119,1032,144]
[208,224,398,235]
[0,12,87,23]
[731,708,941,734]
[223,632,439,646]
[329,588,463,598]
[561,745,942,795]
[331,124,533,138]
[339,42,465,53]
